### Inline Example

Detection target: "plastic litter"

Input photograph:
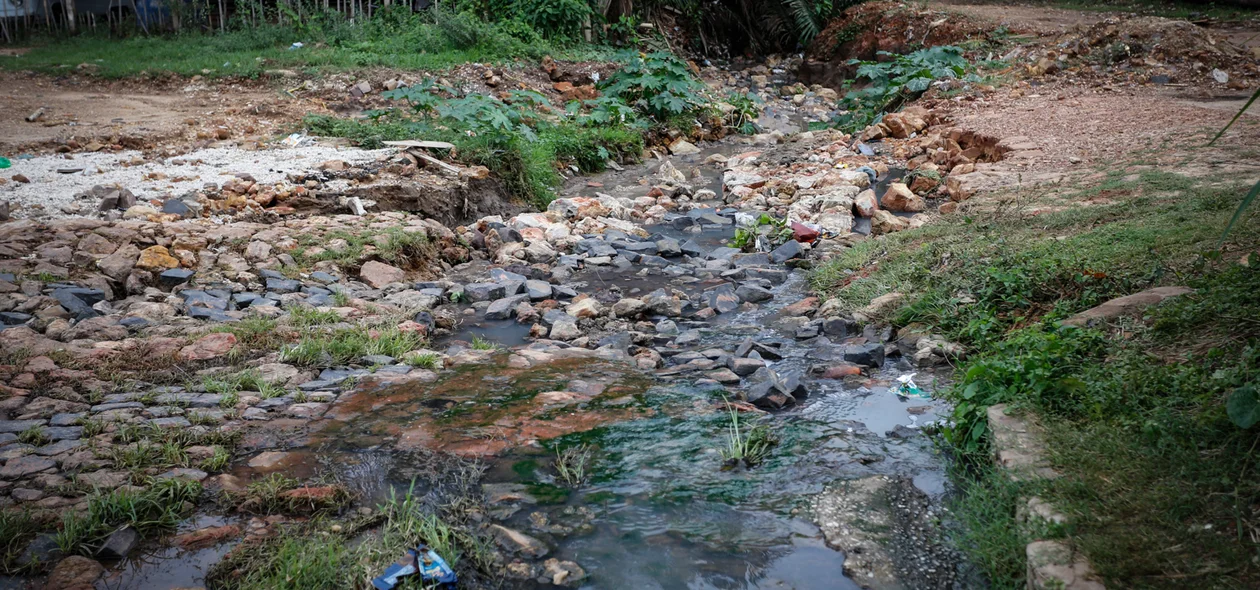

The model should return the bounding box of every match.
[0,157,10,169]
[371,548,419,590]
[372,545,457,590]
[894,373,929,399]
[281,133,311,148]
[289,42,304,50]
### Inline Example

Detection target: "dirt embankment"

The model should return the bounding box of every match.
[798,1,994,89]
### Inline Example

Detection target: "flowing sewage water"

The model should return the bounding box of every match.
[104,139,962,590]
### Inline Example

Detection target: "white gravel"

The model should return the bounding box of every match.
[1,143,395,219]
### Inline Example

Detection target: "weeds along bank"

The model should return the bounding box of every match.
[813,166,1260,586]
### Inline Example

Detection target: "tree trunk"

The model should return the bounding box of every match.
[65,0,77,31]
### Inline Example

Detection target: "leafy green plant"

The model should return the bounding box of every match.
[832,46,969,132]
[943,325,1106,455]
[600,51,710,120]
[566,96,642,129]
[511,0,590,40]
[725,91,763,134]
[731,213,792,252]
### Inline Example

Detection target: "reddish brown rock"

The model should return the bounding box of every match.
[46,556,105,590]
[854,189,879,217]
[177,332,238,362]
[880,183,925,213]
[173,525,241,549]
[359,260,405,288]
[135,245,180,271]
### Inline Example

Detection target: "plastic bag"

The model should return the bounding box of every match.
[894,373,929,399]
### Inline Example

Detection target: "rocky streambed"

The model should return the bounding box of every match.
[0,115,981,588]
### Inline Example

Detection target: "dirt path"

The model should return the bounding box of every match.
[934,0,1260,51]
[932,1,1111,35]
[0,72,310,152]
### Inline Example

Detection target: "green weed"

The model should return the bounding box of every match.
[830,45,971,133]
[718,403,778,468]
[201,446,232,473]
[286,306,342,328]
[54,479,201,556]
[405,352,442,370]
[17,426,49,447]
[281,324,425,367]
[469,336,498,351]
[553,443,595,487]
[0,510,39,573]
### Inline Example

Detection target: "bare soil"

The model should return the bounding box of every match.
[0,72,303,152]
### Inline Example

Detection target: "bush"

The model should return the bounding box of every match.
[600,51,711,121]
[831,46,971,132]
[309,76,644,207]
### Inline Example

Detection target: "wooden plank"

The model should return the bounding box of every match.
[414,152,462,176]
[382,140,456,150]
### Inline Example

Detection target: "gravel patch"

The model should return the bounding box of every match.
[2,144,393,219]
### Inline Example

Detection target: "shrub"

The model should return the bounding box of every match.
[832,46,970,132]
[600,51,711,121]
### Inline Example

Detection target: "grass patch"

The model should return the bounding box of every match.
[229,474,351,516]
[469,335,498,351]
[54,479,202,557]
[948,465,1059,589]
[405,352,442,370]
[201,446,232,472]
[285,306,343,328]
[0,510,40,573]
[208,317,287,353]
[4,6,613,79]
[718,403,778,469]
[280,323,425,367]
[816,169,1260,587]
[17,426,49,447]
[204,369,285,399]
[553,443,595,487]
[211,480,495,589]
[290,226,433,271]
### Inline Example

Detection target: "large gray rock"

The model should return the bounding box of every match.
[550,320,581,341]
[706,284,740,314]
[524,280,553,301]
[97,527,138,560]
[842,343,885,368]
[464,282,506,303]
[486,295,529,320]
[735,284,774,303]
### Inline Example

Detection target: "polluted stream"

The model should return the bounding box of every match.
[105,140,960,590]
